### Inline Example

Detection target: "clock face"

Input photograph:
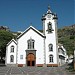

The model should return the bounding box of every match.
[47,14,51,18]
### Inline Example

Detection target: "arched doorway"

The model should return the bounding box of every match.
[26,53,36,66]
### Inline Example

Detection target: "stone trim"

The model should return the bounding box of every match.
[6,64,58,67]
[36,64,43,67]
[18,64,23,67]
[7,39,17,46]
[47,64,58,67]
[17,26,46,39]
[6,64,17,67]
[18,64,26,67]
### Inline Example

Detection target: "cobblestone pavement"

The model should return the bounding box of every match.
[0,65,75,75]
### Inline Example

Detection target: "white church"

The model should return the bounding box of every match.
[5,6,67,67]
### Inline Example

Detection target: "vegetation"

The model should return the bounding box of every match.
[58,25,75,56]
[66,61,75,72]
[0,30,16,63]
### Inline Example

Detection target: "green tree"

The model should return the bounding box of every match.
[58,26,75,56]
[0,30,15,63]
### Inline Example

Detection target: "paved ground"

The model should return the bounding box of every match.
[0,65,75,75]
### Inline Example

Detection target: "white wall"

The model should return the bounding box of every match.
[59,58,65,66]
[17,28,44,64]
[58,45,67,64]
[6,42,17,64]
[43,14,58,64]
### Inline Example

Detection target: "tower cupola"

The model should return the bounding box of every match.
[47,5,52,14]
[53,13,58,20]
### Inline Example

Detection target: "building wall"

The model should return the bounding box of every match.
[59,56,65,66]
[58,44,67,66]
[43,13,58,65]
[45,21,57,64]
[17,29,44,65]
[6,42,17,65]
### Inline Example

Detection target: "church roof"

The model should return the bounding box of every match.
[17,26,46,39]
[7,39,17,46]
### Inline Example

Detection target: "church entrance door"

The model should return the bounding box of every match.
[27,53,36,66]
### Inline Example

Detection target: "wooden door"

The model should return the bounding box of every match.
[27,53,35,66]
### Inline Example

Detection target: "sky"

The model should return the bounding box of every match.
[0,0,74,32]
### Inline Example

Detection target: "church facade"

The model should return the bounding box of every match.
[5,6,65,67]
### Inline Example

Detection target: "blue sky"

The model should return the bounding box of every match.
[0,0,74,32]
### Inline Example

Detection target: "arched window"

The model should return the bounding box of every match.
[47,22,53,33]
[10,55,14,62]
[27,38,35,49]
[48,22,52,29]
[11,46,14,52]
[49,55,53,62]
[49,44,53,51]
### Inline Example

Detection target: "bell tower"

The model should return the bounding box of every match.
[42,6,58,66]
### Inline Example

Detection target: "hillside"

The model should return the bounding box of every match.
[58,24,75,55]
